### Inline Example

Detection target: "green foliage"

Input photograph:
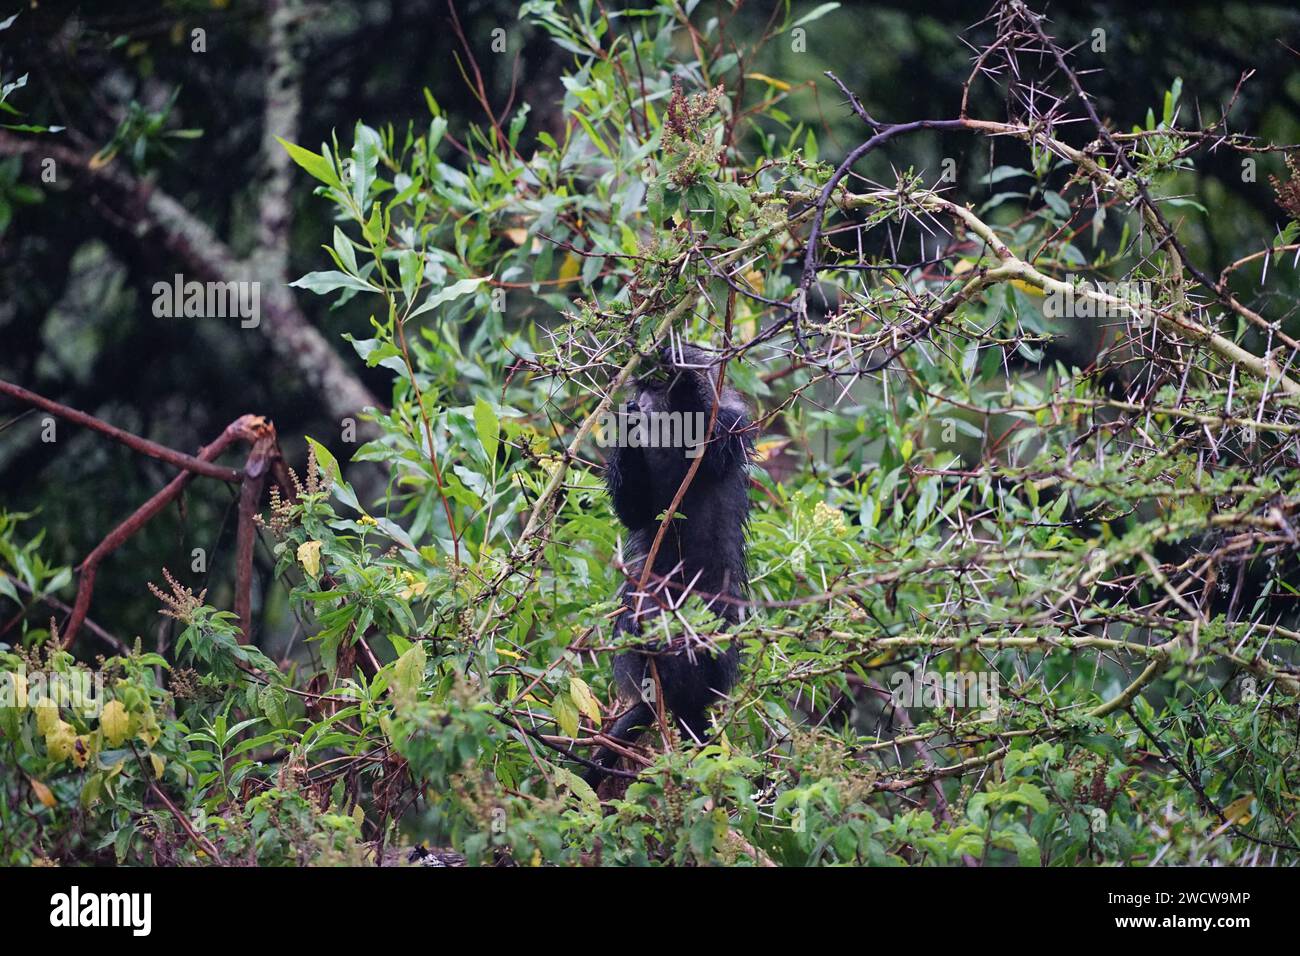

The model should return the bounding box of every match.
[2,0,1298,867]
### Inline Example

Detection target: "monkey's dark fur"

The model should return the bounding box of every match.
[584,344,753,786]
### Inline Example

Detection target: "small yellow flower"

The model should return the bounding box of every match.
[813,500,847,535]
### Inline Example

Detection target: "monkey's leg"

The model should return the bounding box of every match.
[582,701,654,787]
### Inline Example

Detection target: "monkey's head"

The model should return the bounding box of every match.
[632,343,720,415]
[625,343,747,474]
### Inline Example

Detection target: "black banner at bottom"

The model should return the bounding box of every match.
[0,864,1273,943]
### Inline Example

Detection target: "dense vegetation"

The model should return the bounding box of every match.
[2,0,1300,866]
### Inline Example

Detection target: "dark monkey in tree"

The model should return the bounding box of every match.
[584,343,753,786]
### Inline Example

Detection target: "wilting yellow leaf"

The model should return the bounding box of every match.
[100,699,130,746]
[134,708,161,748]
[28,777,56,808]
[297,540,323,578]
[503,227,529,246]
[72,735,93,769]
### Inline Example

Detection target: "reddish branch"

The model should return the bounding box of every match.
[0,380,240,482]
[0,378,289,649]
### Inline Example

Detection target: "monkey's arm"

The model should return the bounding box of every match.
[697,406,753,479]
[665,365,751,476]
[605,443,657,529]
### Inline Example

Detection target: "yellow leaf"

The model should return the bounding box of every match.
[134,709,161,748]
[35,699,59,736]
[569,677,603,724]
[397,570,427,600]
[150,753,166,780]
[28,777,56,808]
[753,437,790,463]
[553,692,579,739]
[3,669,27,706]
[45,720,76,763]
[744,72,792,92]
[1223,794,1254,824]
[100,699,130,746]
[297,540,323,578]
[392,644,427,712]
[558,251,581,283]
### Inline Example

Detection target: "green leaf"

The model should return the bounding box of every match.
[332,226,358,274]
[409,276,485,318]
[393,643,427,703]
[398,249,422,304]
[276,138,340,189]
[474,398,500,467]
[979,165,1028,185]
[305,436,342,485]
[791,3,840,29]
[351,122,382,208]
[289,271,377,295]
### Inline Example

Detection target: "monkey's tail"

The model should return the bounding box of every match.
[582,701,654,788]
